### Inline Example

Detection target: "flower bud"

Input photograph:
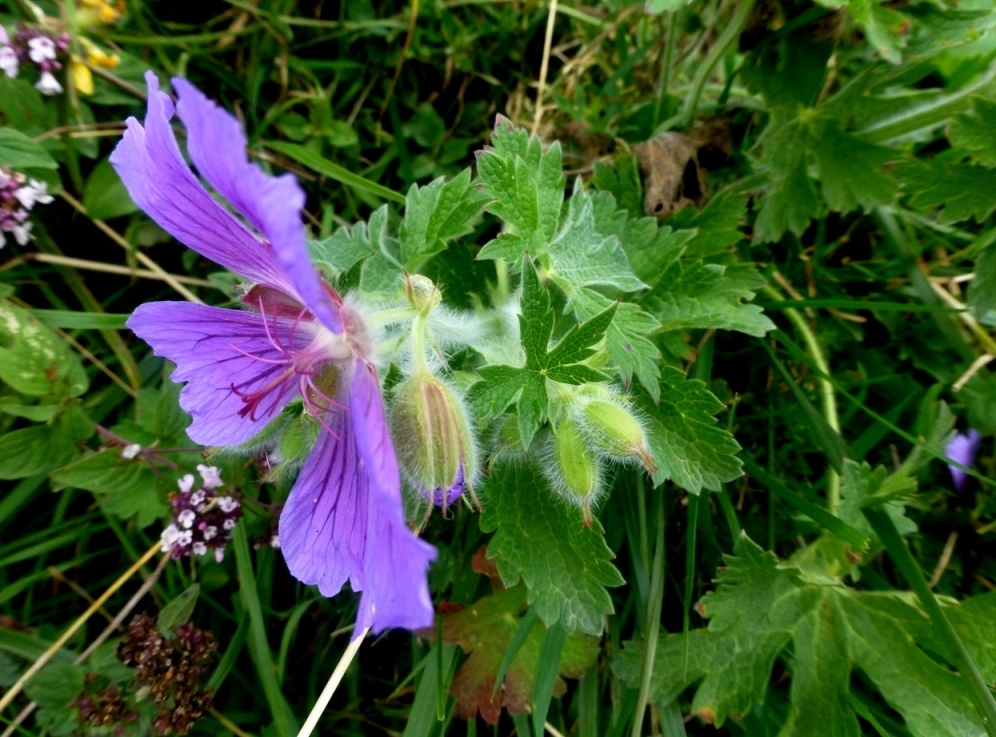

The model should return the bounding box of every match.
[549,418,602,526]
[487,414,529,469]
[391,371,477,508]
[578,399,657,474]
[404,273,442,312]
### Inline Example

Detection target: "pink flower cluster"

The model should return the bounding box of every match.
[0,168,52,248]
[160,465,242,562]
[0,25,70,95]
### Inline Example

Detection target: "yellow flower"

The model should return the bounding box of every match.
[87,45,119,69]
[80,0,124,24]
[70,57,94,95]
[71,39,120,95]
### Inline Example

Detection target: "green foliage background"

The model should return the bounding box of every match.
[1,0,995,735]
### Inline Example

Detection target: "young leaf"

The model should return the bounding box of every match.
[545,181,647,303]
[480,465,624,635]
[311,205,403,293]
[613,533,993,736]
[645,262,775,337]
[837,460,916,545]
[399,168,488,269]
[469,261,615,445]
[574,290,662,400]
[640,367,742,493]
[476,117,565,261]
[158,584,201,638]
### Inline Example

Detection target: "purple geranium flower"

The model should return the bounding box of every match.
[112,72,436,636]
[947,429,981,492]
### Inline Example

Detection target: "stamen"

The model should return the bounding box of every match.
[298,375,343,440]
[227,343,290,365]
[231,364,296,421]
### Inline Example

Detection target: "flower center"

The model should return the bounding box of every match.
[228,289,355,433]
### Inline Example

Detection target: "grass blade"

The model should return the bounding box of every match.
[29,310,130,330]
[492,606,538,697]
[531,622,567,737]
[232,525,297,737]
[266,141,406,204]
[762,337,846,473]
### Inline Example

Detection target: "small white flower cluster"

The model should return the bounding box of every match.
[160,465,242,562]
[0,25,70,95]
[0,168,53,249]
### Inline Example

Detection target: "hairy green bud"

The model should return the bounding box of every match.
[579,399,656,474]
[487,414,529,470]
[550,418,602,526]
[391,371,477,507]
[404,273,442,312]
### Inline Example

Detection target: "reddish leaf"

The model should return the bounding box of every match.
[438,579,598,723]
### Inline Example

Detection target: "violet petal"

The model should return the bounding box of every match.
[172,78,342,334]
[349,364,436,635]
[110,72,294,295]
[420,463,465,508]
[127,302,301,446]
[279,416,366,600]
[947,429,982,492]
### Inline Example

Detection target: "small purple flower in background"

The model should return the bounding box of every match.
[0,167,53,248]
[161,465,242,562]
[0,28,18,78]
[947,429,981,492]
[1,25,70,94]
[113,72,436,636]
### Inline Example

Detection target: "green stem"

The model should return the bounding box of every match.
[679,0,757,129]
[763,285,841,514]
[863,507,996,736]
[368,305,417,329]
[495,258,510,302]
[631,497,665,737]
[411,313,431,374]
[717,487,741,539]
